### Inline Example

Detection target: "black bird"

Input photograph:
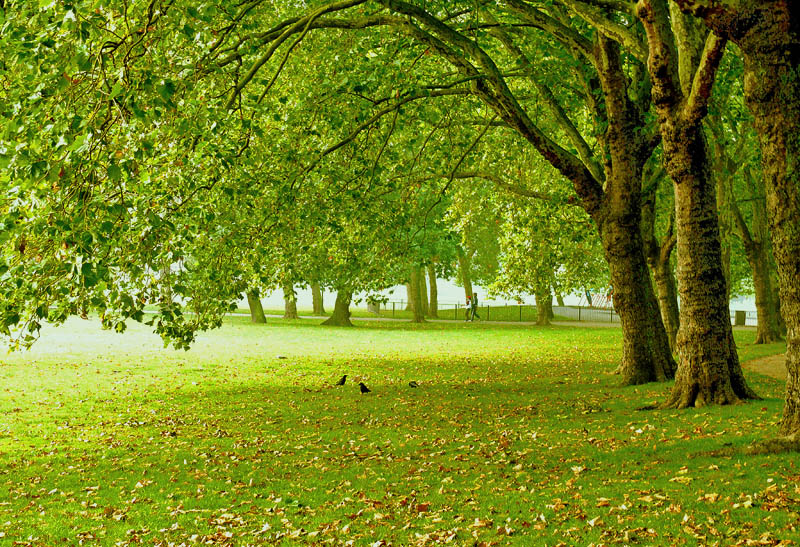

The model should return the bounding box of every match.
[359,382,371,394]
[408,381,419,388]
[335,375,347,386]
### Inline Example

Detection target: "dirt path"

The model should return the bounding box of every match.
[743,353,786,381]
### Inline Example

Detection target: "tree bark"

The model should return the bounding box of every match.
[737,8,800,436]
[321,290,353,327]
[587,36,677,385]
[665,137,756,406]
[408,268,425,323]
[641,174,679,352]
[418,267,429,317]
[535,287,552,326]
[731,170,783,344]
[246,289,267,324]
[311,282,326,316]
[427,264,439,318]
[556,293,565,307]
[673,0,800,437]
[596,210,677,384]
[638,0,757,407]
[283,283,298,320]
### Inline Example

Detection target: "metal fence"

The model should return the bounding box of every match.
[376,300,760,326]
[376,301,623,323]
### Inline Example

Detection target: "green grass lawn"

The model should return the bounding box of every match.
[0,318,795,545]
[235,304,570,322]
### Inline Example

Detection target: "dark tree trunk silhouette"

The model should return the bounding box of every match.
[322,290,353,327]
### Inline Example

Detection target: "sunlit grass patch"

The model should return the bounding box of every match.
[0,318,795,545]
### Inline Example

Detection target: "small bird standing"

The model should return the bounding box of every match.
[335,375,347,386]
[359,382,371,394]
[408,381,419,388]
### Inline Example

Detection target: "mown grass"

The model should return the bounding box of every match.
[235,304,569,323]
[0,318,796,546]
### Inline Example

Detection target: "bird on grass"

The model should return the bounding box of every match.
[359,382,371,394]
[408,381,419,388]
[335,374,347,386]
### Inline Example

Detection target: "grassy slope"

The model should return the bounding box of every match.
[0,318,795,546]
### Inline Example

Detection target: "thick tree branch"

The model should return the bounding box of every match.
[380,0,605,213]
[683,32,727,125]
[636,0,682,110]
[453,171,579,204]
[504,0,596,67]
[560,0,648,62]
[485,17,604,183]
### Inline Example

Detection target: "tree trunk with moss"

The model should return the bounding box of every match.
[427,264,439,319]
[246,289,266,324]
[674,0,800,438]
[283,283,298,320]
[321,290,353,327]
[638,0,757,407]
[311,283,325,316]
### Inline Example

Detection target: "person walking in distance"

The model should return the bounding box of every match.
[470,292,481,321]
[465,295,471,321]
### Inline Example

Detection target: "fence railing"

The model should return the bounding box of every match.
[373,301,760,326]
[374,301,622,323]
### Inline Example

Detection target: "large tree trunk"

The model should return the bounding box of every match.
[283,283,298,320]
[246,289,266,324]
[739,13,800,436]
[456,247,474,301]
[587,37,677,385]
[751,249,782,345]
[638,0,757,407]
[418,267,429,317]
[427,264,439,319]
[311,283,325,316]
[321,290,353,327]
[665,138,756,407]
[596,211,677,384]
[674,0,800,436]
[535,286,552,326]
[408,268,425,323]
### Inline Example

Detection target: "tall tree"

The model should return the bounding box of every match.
[636,0,757,406]
[670,0,800,439]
